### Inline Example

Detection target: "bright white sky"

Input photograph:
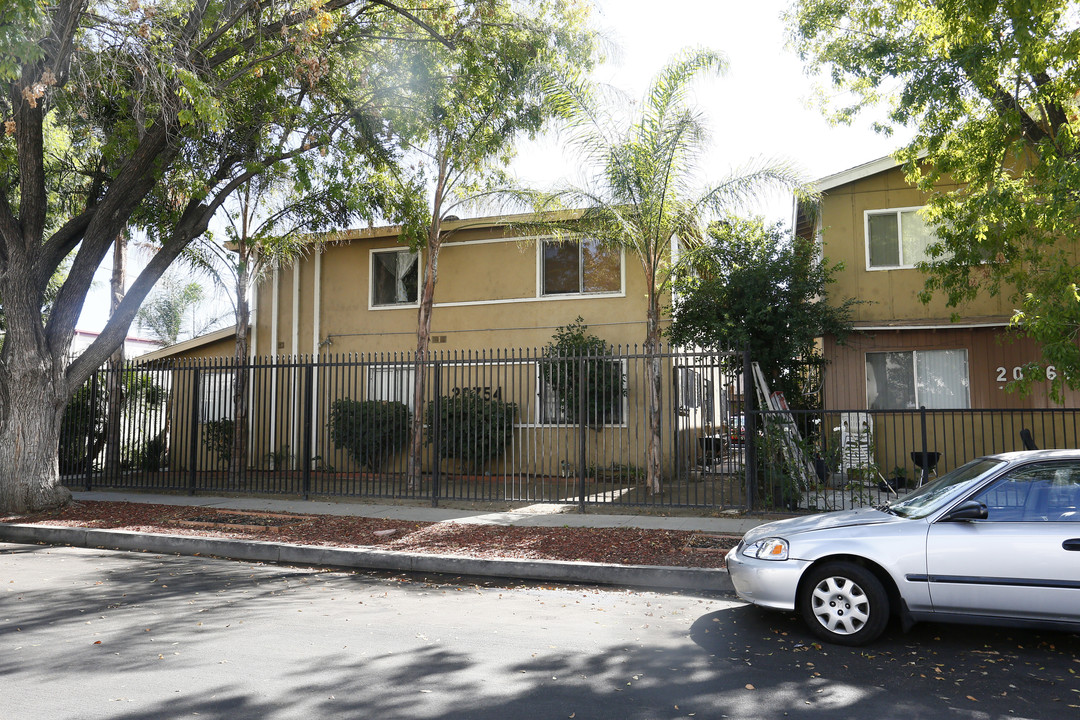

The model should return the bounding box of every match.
[80,0,904,336]
[512,0,905,215]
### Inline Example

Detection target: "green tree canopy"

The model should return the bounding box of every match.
[668,218,859,409]
[541,317,625,427]
[135,271,222,347]
[0,0,519,513]
[788,0,1080,398]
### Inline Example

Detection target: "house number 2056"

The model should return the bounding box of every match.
[996,365,1057,382]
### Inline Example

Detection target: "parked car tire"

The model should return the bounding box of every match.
[798,562,889,646]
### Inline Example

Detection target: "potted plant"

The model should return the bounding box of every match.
[879,465,908,493]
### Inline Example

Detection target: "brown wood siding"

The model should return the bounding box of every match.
[824,327,1080,409]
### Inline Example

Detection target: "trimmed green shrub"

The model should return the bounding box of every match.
[329,399,410,472]
[541,317,625,427]
[125,431,169,472]
[425,389,517,474]
[201,419,234,468]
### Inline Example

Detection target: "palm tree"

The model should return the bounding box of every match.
[541,48,807,493]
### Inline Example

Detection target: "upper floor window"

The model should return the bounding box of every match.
[865,207,936,270]
[371,248,419,306]
[865,349,970,410]
[542,239,621,296]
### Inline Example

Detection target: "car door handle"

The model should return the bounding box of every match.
[1064,539,1080,551]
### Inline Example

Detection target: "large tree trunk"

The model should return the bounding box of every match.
[0,350,72,514]
[644,300,663,495]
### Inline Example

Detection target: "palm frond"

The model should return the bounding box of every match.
[697,157,811,216]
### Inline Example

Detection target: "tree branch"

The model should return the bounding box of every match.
[45,121,178,353]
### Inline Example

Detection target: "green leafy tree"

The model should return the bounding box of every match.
[535,49,806,492]
[59,369,166,475]
[788,0,1080,398]
[541,317,625,427]
[387,1,596,486]
[0,0,482,513]
[668,218,860,409]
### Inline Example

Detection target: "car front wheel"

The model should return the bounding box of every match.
[798,562,889,646]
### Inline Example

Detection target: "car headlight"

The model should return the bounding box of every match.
[740,537,789,561]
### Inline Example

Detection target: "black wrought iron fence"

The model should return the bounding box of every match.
[751,405,1080,512]
[60,347,751,509]
[60,349,1077,512]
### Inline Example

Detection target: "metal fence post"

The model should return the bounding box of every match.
[919,405,929,486]
[302,363,314,500]
[431,359,441,508]
[578,355,588,513]
[84,370,99,491]
[188,368,200,496]
[743,348,757,508]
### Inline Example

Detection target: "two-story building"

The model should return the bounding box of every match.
[795,156,1079,478]
[134,213,739,499]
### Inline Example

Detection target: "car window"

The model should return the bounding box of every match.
[970,462,1080,522]
[890,458,1003,519]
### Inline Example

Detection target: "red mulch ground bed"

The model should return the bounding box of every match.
[1,500,737,569]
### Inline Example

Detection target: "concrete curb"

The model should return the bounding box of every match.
[0,523,733,593]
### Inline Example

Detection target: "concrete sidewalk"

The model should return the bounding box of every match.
[0,490,770,593]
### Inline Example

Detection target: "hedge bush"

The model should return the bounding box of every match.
[59,381,107,475]
[329,399,410,472]
[425,389,517,474]
[541,317,625,427]
[201,419,234,468]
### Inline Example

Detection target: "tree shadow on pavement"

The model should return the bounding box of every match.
[4,544,1077,720]
[689,602,1080,718]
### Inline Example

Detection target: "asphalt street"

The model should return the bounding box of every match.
[3,543,1078,719]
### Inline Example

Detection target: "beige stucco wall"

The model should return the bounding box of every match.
[813,162,1080,412]
[254,221,660,358]
[819,165,1013,325]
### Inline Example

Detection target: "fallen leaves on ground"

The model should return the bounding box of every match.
[2,500,734,568]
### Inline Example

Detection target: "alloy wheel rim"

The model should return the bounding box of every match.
[810,575,870,635]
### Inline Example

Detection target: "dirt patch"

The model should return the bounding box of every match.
[684,533,742,554]
[177,509,311,533]
[3,500,738,569]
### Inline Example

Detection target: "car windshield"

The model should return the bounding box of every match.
[887,458,1004,519]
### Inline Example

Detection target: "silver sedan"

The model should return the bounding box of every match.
[726,450,1080,645]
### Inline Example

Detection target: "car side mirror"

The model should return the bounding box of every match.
[941,499,988,522]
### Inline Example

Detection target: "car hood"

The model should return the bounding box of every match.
[742,507,906,544]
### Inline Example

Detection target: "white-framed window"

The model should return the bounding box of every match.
[676,366,715,423]
[199,370,235,422]
[371,248,419,306]
[368,365,415,410]
[865,349,970,410]
[541,238,621,296]
[864,207,938,270]
[536,358,626,425]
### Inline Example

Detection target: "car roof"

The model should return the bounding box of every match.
[984,449,1080,462]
